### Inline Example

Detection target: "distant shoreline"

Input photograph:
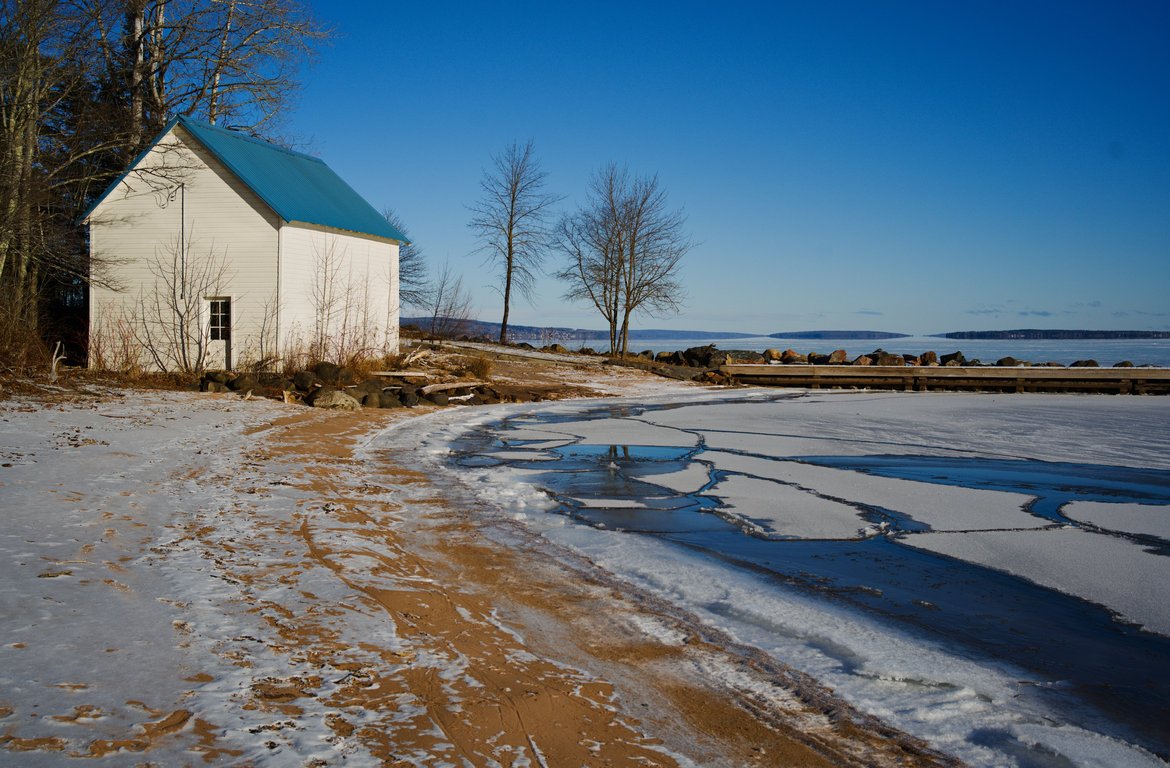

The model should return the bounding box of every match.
[937,329,1170,340]
[404,318,1168,343]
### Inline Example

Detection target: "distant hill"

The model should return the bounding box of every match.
[938,329,1170,340]
[769,330,910,340]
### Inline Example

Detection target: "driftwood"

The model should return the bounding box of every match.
[370,370,430,379]
[419,381,486,396]
[400,347,430,367]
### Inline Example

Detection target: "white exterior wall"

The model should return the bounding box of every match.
[278,225,399,365]
[88,124,400,372]
[88,126,280,371]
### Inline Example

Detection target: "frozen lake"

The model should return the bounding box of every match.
[380,390,1170,767]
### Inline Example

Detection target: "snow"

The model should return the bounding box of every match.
[7,385,1167,767]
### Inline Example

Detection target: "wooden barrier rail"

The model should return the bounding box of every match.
[720,364,1170,395]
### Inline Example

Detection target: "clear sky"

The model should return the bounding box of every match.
[289,1,1170,335]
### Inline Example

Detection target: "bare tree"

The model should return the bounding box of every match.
[427,261,474,341]
[556,164,690,357]
[382,207,428,309]
[133,230,230,373]
[468,140,561,344]
[109,0,330,146]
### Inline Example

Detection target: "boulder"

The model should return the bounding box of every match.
[726,349,764,364]
[292,370,320,392]
[204,370,230,383]
[312,361,341,385]
[226,373,259,392]
[919,351,939,366]
[874,352,905,366]
[361,392,381,408]
[940,351,966,366]
[379,391,403,408]
[1070,359,1099,368]
[682,345,722,368]
[308,387,360,411]
[399,389,421,407]
[996,356,1022,367]
[780,349,807,364]
[1113,360,1135,368]
[827,349,849,364]
[426,391,450,406]
[763,348,783,363]
[851,354,873,366]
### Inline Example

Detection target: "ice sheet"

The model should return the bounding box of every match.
[904,527,1170,636]
[1062,501,1170,541]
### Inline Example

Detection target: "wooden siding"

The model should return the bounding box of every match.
[88,126,281,370]
[279,225,399,363]
[87,124,399,371]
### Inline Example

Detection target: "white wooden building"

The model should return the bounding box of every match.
[85,116,407,372]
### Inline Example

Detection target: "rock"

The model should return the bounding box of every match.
[682,345,722,368]
[874,352,905,366]
[400,389,421,407]
[763,348,783,363]
[656,351,685,366]
[426,391,450,406]
[257,372,290,390]
[940,351,966,366]
[780,349,807,364]
[337,367,356,386]
[851,354,873,366]
[726,349,764,364]
[226,373,258,392]
[379,391,403,408]
[919,351,939,366]
[204,370,230,383]
[515,342,535,350]
[828,349,849,364]
[1114,360,1135,368]
[1070,359,1099,368]
[307,387,360,410]
[200,379,230,393]
[809,353,832,365]
[541,343,569,354]
[996,356,1022,367]
[292,370,319,392]
[312,361,341,385]
[361,392,381,408]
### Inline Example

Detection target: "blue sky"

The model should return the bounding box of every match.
[290,1,1169,335]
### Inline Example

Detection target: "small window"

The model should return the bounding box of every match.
[208,298,231,341]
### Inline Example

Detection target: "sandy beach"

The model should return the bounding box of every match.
[0,360,954,766]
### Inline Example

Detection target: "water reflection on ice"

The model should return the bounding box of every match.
[401,390,1170,767]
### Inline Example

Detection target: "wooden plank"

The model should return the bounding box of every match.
[719,364,1170,394]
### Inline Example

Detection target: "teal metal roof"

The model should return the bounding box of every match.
[86,116,409,244]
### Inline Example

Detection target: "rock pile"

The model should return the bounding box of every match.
[200,361,518,410]
[641,344,1144,370]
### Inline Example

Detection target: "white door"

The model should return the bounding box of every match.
[206,297,232,370]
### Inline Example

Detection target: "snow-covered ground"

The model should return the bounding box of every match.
[384,389,1170,767]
